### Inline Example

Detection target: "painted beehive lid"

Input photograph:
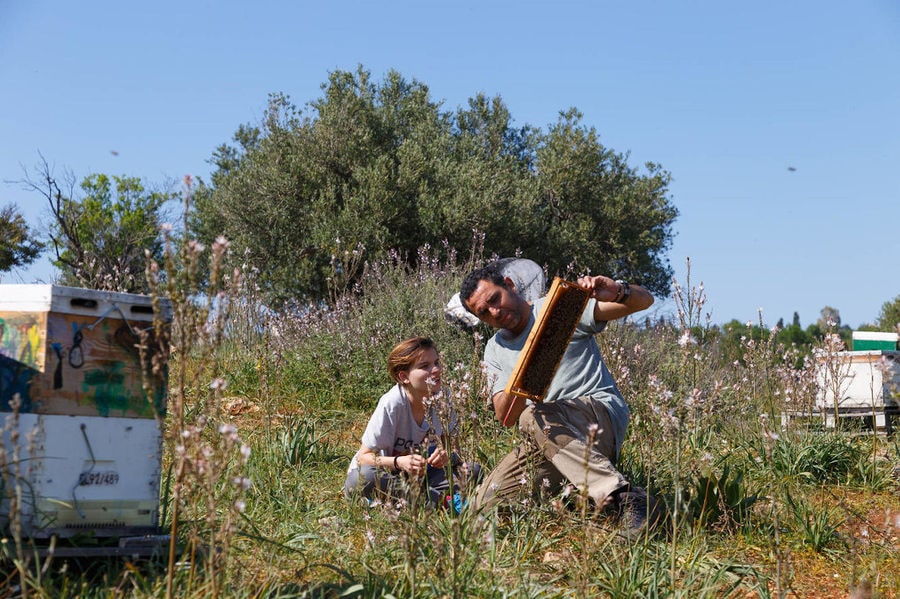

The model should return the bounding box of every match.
[851,331,899,351]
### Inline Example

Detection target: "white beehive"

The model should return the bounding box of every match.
[816,350,900,410]
[0,285,171,538]
[1,413,163,537]
[816,350,899,432]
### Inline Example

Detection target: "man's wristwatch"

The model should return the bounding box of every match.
[614,280,630,304]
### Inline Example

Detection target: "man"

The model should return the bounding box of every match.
[444,258,545,330]
[459,263,662,538]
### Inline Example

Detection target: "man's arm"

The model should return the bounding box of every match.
[577,275,654,322]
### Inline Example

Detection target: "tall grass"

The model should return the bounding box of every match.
[2,238,898,597]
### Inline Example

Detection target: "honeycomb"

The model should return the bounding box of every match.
[505,278,589,403]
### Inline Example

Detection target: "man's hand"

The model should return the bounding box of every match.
[577,274,655,321]
[577,274,620,302]
[492,390,527,426]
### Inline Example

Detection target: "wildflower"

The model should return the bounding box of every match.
[678,331,697,347]
[234,499,246,513]
[209,377,227,391]
[187,240,206,254]
[212,236,230,254]
[232,476,252,490]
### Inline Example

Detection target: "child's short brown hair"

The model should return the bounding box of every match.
[387,336,436,383]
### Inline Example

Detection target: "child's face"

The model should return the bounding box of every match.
[400,347,442,397]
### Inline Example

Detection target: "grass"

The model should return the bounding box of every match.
[2,243,898,598]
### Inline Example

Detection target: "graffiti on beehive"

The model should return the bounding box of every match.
[0,311,165,418]
[0,312,46,372]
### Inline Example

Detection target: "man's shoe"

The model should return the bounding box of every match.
[614,486,663,541]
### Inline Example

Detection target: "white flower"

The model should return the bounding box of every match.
[678,331,697,347]
[213,236,231,251]
[187,240,206,254]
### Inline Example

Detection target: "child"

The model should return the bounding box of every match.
[343,336,480,508]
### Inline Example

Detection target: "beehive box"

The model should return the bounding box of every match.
[0,285,171,538]
[816,350,900,412]
[1,413,164,537]
[0,284,170,418]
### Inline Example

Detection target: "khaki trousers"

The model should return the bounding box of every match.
[473,396,628,511]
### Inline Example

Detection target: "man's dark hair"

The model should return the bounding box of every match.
[459,264,508,307]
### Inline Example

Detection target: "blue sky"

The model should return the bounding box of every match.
[2,1,898,328]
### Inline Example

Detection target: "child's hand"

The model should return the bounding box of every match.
[426,446,449,469]
[403,453,427,476]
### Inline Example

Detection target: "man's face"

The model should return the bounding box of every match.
[464,278,529,335]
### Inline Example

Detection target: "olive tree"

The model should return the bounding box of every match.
[0,204,43,273]
[192,66,679,305]
[876,294,900,332]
